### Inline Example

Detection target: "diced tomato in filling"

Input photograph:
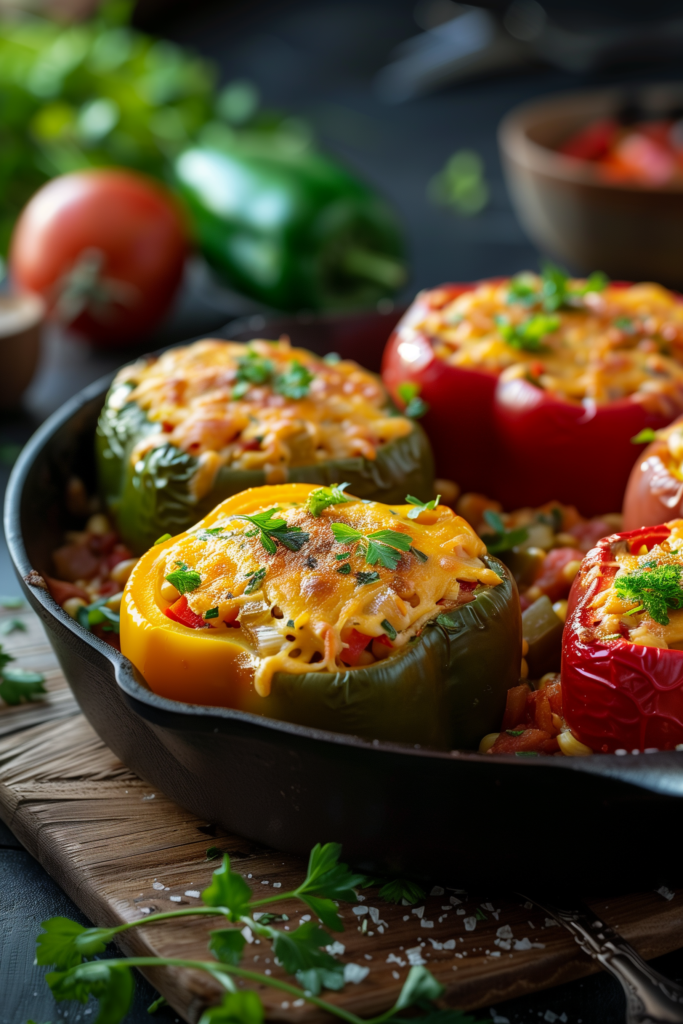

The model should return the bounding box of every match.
[491,680,563,755]
[165,595,206,629]
[341,629,374,665]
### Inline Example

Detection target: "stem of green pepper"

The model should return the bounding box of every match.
[341,247,406,290]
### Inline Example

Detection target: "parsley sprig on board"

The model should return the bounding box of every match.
[307,482,352,517]
[0,641,46,706]
[614,561,683,626]
[331,523,413,570]
[234,507,310,554]
[33,841,485,1024]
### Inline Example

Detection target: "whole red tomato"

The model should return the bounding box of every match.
[10,169,189,347]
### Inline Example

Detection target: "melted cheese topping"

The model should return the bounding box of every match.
[111,338,412,492]
[400,276,683,408]
[590,519,683,648]
[150,488,501,697]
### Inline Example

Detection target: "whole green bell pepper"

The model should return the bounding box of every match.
[96,382,435,555]
[240,556,521,749]
[172,135,407,312]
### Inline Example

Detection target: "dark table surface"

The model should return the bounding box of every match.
[3,0,683,1020]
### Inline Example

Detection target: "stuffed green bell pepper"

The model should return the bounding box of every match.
[120,484,522,750]
[97,338,434,555]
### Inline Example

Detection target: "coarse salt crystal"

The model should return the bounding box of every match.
[449,896,462,906]
[456,908,465,916]
[406,946,426,966]
[387,953,406,967]
[430,885,445,896]
[392,970,400,980]
[353,906,368,915]
[497,925,513,939]
[273,882,282,888]
[185,890,200,898]
[293,999,305,1007]
[514,937,546,950]
[344,963,370,984]
[326,941,345,956]
[428,939,444,950]
[140,908,151,915]
[170,896,182,903]
[481,902,495,911]
[545,918,559,927]
[463,917,477,932]
[241,926,254,943]
[261,880,269,885]
[420,919,434,928]
[656,886,675,901]
[443,939,455,950]
[300,915,311,923]
[412,905,425,918]
[152,882,164,890]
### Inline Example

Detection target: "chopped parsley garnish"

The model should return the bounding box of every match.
[602,633,623,641]
[631,428,657,445]
[307,482,351,517]
[287,619,295,628]
[274,360,314,399]
[335,552,351,561]
[396,381,429,419]
[330,522,413,570]
[381,619,397,641]
[337,563,351,575]
[244,567,267,595]
[481,509,529,554]
[614,316,636,334]
[506,729,525,736]
[234,507,309,554]
[204,607,219,619]
[154,533,172,545]
[233,349,274,397]
[405,493,441,520]
[496,313,559,352]
[355,570,380,586]
[165,561,202,595]
[614,562,683,625]
[411,547,428,562]
[507,273,538,306]
[541,265,607,311]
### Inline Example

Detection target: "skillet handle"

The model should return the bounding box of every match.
[522,894,683,1024]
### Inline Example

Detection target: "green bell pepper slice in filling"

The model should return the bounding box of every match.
[237,556,521,750]
[96,384,435,555]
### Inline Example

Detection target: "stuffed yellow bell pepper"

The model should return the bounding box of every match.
[121,483,521,749]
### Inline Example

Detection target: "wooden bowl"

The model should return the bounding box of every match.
[498,83,683,287]
[0,291,44,410]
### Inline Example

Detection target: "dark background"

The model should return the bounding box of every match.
[4,0,683,1021]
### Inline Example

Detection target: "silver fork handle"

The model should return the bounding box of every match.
[522,894,683,1024]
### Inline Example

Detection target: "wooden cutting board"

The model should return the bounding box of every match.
[1,606,682,1023]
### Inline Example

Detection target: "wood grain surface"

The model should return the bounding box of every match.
[1,607,682,1023]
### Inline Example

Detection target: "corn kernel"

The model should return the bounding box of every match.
[538,671,560,690]
[63,597,86,619]
[558,730,593,757]
[86,513,111,536]
[105,592,123,613]
[552,599,569,622]
[520,657,529,679]
[561,559,582,584]
[110,558,138,586]
[160,580,180,602]
[522,638,529,657]
[478,732,499,754]
[525,585,542,602]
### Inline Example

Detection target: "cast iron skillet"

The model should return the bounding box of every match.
[6,308,683,890]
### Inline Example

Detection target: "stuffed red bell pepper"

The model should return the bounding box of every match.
[562,520,683,752]
[623,416,683,529]
[382,269,683,515]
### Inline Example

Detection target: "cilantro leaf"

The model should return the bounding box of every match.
[366,529,413,569]
[307,482,352,517]
[481,509,529,554]
[337,563,351,574]
[235,508,309,554]
[496,313,559,352]
[540,264,569,312]
[0,617,26,635]
[154,533,172,545]
[405,494,441,520]
[271,921,343,994]
[298,842,365,902]
[0,643,14,671]
[614,563,683,625]
[378,879,426,905]
[356,570,380,586]
[165,561,202,595]
[396,381,429,418]
[507,273,538,306]
[631,428,657,445]
[233,350,274,397]
[330,523,363,545]
[395,965,445,1011]
[299,894,344,931]
[274,360,314,399]
[244,567,267,595]
[201,854,253,921]
[381,619,397,641]
[199,991,264,1024]
[209,928,247,966]
[36,917,117,970]
[0,667,46,705]
[47,961,134,1024]
[205,607,219,619]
